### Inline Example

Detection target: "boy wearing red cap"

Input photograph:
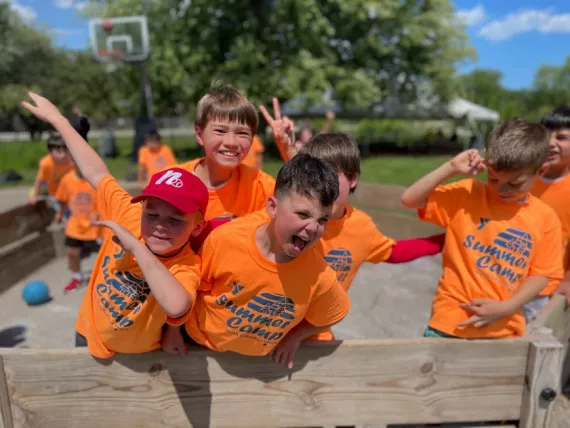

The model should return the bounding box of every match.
[22,92,209,359]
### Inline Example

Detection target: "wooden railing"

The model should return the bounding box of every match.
[0,187,567,427]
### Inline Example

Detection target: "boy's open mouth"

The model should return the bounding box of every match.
[291,235,309,253]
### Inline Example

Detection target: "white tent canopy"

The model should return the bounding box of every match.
[447,98,500,122]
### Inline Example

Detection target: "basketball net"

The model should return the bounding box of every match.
[97,49,126,72]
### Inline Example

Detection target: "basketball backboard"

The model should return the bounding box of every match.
[89,16,150,63]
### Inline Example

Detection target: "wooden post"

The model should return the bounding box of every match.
[0,357,13,428]
[519,338,564,428]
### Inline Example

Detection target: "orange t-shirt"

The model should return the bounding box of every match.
[241,135,265,169]
[310,205,395,340]
[55,171,99,241]
[178,158,275,221]
[75,175,201,359]
[139,145,176,183]
[36,154,73,196]
[185,215,351,355]
[419,179,563,339]
[530,174,570,274]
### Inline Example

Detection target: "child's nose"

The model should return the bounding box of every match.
[223,133,238,147]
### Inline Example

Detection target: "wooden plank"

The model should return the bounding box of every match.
[0,201,53,249]
[0,232,56,293]
[550,395,570,428]
[0,339,529,428]
[520,338,565,428]
[0,357,13,428]
[528,294,570,345]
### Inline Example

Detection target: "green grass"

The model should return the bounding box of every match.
[0,137,454,187]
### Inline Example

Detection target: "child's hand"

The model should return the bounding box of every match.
[268,331,302,369]
[21,92,65,124]
[161,325,188,356]
[260,98,296,149]
[448,149,486,176]
[458,298,515,328]
[95,220,141,254]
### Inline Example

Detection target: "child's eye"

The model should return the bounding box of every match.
[297,212,309,219]
[145,213,159,218]
[318,218,329,226]
[170,217,185,224]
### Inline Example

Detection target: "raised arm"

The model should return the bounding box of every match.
[21,92,110,189]
[400,150,486,210]
[260,98,297,161]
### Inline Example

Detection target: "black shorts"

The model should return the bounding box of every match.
[65,236,98,249]
[75,331,88,347]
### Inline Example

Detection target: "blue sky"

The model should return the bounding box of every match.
[3,0,570,90]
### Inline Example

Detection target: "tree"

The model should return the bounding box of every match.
[83,0,474,115]
[0,4,125,138]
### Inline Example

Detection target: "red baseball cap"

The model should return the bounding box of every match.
[131,167,208,215]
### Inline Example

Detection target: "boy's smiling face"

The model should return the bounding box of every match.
[140,197,204,256]
[266,191,332,259]
[196,119,253,168]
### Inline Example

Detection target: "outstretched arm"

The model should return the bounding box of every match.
[21,92,110,189]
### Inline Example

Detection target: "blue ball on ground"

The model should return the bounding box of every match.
[22,281,51,306]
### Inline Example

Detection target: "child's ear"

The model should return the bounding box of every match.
[190,220,207,237]
[194,125,205,147]
[266,196,278,219]
[349,173,360,191]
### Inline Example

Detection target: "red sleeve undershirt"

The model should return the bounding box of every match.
[386,233,445,263]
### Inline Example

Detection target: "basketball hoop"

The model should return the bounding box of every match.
[97,49,126,72]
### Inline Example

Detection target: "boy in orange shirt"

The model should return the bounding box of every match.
[163,154,351,367]
[177,83,275,221]
[28,134,73,208]
[137,129,176,186]
[55,167,100,293]
[401,118,564,338]
[298,133,444,340]
[529,106,570,307]
[22,92,208,359]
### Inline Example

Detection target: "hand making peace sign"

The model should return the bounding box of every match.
[260,98,299,161]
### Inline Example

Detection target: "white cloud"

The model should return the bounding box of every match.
[74,1,88,11]
[479,8,570,41]
[50,28,84,37]
[0,0,37,22]
[456,3,487,27]
[54,0,74,8]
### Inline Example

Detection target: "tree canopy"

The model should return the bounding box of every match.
[84,0,475,115]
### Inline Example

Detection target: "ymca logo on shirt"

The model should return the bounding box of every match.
[215,283,296,346]
[95,246,151,330]
[324,248,353,283]
[463,227,532,290]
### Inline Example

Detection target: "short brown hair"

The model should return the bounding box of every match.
[195,82,258,134]
[486,118,550,172]
[299,133,361,181]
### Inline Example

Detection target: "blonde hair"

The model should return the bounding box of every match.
[486,118,550,172]
[195,82,258,134]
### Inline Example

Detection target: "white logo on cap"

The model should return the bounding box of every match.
[155,170,183,188]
